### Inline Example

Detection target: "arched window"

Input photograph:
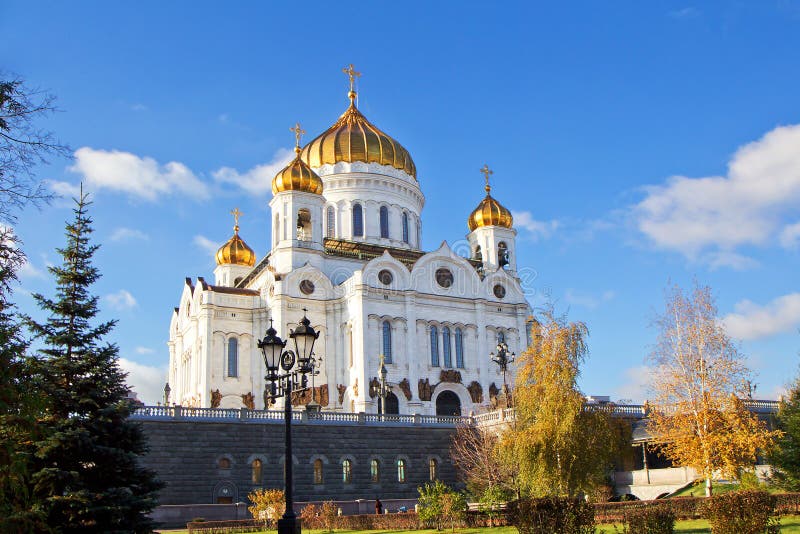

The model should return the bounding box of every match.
[251,459,262,484]
[313,459,323,485]
[497,330,505,344]
[455,328,464,368]
[274,214,281,245]
[429,458,438,481]
[382,321,392,364]
[379,206,389,238]
[370,459,380,483]
[416,220,421,247]
[326,206,335,238]
[402,212,409,243]
[227,338,238,377]
[474,246,482,261]
[442,327,452,368]
[218,457,231,469]
[352,203,363,237]
[430,326,439,367]
[498,241,509,268]
[397,459,406,483]
[342,459,352,484]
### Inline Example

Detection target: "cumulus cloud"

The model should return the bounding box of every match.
[194,235,221,257]
[564,289,615,310]
[105,289,138,310]
[633,124,800,266]
[119,358,167,405]
[722,293,800,341]
[110,227,149,242]
[511,211,560,241]
[68,147,209,201]
[613,365,652,403]
[780,222,800,250]
[47,179,83,199]
[213,148,295,196]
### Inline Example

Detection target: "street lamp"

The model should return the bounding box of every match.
[163,382,171,406]
[377,354,392,416]
[259,311,320,534]
[490,341,515,397]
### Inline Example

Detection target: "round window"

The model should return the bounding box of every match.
[378,269,393,285]
[493,284,506,299]
[435,268,454,288]
[299,279,315,295]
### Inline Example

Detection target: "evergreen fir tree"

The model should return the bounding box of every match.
[26,193,162,532]
[0,228,48,532]
[770,375,800,490]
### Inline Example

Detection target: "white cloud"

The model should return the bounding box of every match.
[47,179,83,199]
[119,357,167,405]
[511,211,560,241]
[69,147,209,201]
[135,346,155,355]
[722,293,800,340]
[703,251,759,271]
[780,222,800,250]
[19,258,46,280]
[105,289,138,311]
[213,148,294,196]
[633,124,800,265]
[194,235,221,257]
[669,7,700,18]
[613,365,652,404]
[564,289,615,310]
[110,227,149,242]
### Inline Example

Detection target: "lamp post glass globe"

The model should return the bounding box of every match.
[290,313,319,369]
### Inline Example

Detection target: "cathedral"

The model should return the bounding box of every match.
[167,67,533,416]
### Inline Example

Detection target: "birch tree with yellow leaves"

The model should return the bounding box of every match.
[647,283,779,497]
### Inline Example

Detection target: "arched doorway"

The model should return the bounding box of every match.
[379,392,399,415]
[435,391,461,416]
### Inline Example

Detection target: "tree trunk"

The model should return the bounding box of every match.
[705,476,713,497]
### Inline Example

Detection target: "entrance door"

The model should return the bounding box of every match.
[380,392,400,415]
[435,391,461,416]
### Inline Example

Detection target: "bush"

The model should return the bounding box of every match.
[705,490,780,534]
[508,497,595,534]
[622,504,675,534]
[320,501,338,533]
[247,488,284,526]
[479,485,511,526]
[418,480,466,530]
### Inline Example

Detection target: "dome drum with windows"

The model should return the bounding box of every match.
[216,208,256,266]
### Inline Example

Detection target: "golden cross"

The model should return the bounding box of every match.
[231,207,243,227]
[342,63,361,93]
[480,164,493,190]
[290,122,306,149]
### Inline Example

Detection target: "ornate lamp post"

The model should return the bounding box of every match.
[377,354,392,416]
[163,382,171,406]
[259,311,320,534]
[490,341,515,397]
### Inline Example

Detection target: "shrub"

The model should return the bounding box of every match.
[419,480,466,530]
[622,504,675,534]
[320,501,338,533]
[508,496,595,534]
[479,485,511,526]
[247,488,285,526]
[300,503,319,529]
[705,490,779,534]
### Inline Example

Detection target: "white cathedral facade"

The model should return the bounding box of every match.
[167,72,533,416]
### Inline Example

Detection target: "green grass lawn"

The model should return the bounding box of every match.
[157,515,800,533]
[668,480,782,498]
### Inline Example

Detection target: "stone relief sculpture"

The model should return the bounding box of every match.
[418,378,432,401]
[210,389,222,408]
[337,384,347,405]
[353,378,359,399]
[241,392,255,410]
[398,378,412,401]
[467,381,483,404]
[439,369,462,384]
[291,384,329,407]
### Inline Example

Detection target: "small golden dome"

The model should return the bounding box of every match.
[216,217,256,267]
[468,166,513,231]
[299,92,417,179]
[272,147,324,195]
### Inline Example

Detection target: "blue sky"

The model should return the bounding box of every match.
[4,1,800,404]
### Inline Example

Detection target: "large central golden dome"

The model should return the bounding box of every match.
[300,92,417,179]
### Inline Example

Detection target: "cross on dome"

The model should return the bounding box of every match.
[343,63,361,104]
[290,122,306,152]
[480,164,493,193]
[231,207,243,230]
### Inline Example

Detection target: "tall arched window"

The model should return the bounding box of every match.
[379,206,389,238]
[442,327,452,368]
[497,330,505,344]
[326,206,335,238]
[370,459,380,483]
[498,241,509,268]
[429,458,438,481]
[313,459,323,485]
[455,328,464,368]
[352,203,363,237]
[397,459,406,483]
[342,459,352,484]
[402,212,409,243]
[416,219,421,247]
[227,338,238,377]
[430,326,439,367]
[251,459,262,484]
[382,321,392,364]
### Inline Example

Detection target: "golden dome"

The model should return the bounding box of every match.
[216,212,256,267]
[468,166,513,231]
[272,146,324,195]
[299,91,417,179]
